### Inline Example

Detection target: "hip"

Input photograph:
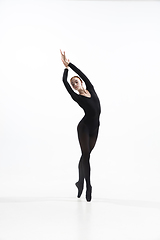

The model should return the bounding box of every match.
[77,116,100,134]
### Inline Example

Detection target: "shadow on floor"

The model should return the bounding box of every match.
[0,196,160,209]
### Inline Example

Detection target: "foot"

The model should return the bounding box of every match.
[75,181,84,198]
[86,186,92,202]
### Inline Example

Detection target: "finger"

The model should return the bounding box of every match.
[60,51,64,57]
[60,49,62,54]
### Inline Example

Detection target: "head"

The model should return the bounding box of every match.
[70,76,83,91]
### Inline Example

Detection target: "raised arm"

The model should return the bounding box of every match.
[63,68,78,101]
[60,49,93,90]
[68,63,93,90]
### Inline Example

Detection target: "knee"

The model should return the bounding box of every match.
[82,151,90,161]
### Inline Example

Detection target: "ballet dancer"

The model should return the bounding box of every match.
[60,50,101,202]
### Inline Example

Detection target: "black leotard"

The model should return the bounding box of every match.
[63,63,101,133]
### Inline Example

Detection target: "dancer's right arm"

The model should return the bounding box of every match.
[63,68,78,101]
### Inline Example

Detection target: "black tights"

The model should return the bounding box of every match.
[77,120,99,200]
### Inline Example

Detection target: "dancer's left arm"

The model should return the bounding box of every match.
[68,62,93,90]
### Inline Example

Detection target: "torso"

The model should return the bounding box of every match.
[77,88,101,133]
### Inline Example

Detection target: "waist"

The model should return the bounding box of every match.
[82,116,100,125]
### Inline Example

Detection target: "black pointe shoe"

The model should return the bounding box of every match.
[75,182,84,198]
[86,186,92,202]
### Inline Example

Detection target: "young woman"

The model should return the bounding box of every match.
[60,50,101,202]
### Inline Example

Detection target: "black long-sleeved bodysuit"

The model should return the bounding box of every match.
[62,63,101,201]
[63,63,101,132]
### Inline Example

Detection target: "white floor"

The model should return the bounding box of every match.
[0,196,160,240]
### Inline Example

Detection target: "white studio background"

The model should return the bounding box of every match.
[0,0,160,201]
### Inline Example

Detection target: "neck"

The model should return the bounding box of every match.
[78,88,86,95]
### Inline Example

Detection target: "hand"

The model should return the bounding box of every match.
[60,49,70,68]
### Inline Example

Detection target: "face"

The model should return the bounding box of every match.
[70,77,82,91]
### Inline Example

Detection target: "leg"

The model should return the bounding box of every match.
[78,156,84,183]
[75,156,84,198]
[89,127,99,152]
[85,128,99,201]
[77,121,92,200]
